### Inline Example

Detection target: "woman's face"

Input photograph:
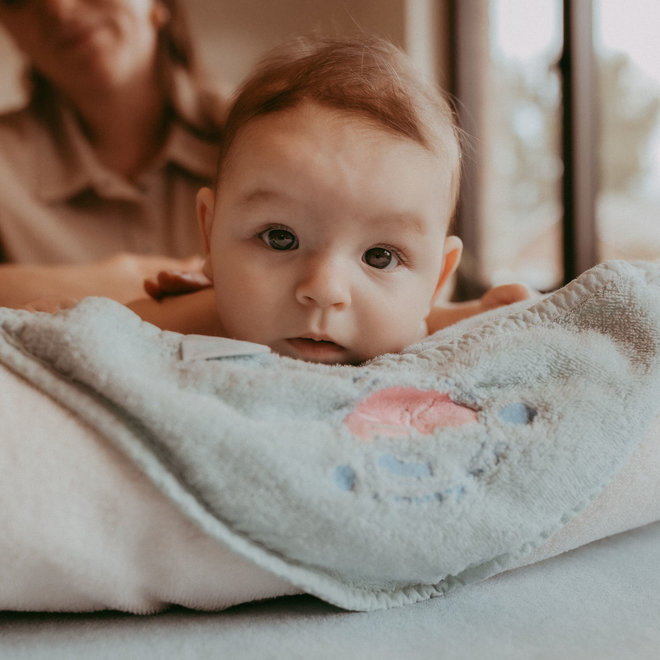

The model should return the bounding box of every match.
[0,0,165,91]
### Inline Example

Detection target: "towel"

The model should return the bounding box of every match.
[0,260,658,611]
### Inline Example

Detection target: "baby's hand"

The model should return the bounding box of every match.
[478,282,538,312]
[144,269,212,301]
[426,282,538,333]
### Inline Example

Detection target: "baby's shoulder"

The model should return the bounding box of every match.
[128,288,223,337]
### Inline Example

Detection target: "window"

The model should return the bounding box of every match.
[486,0,563,290]
[595,0,660,263]
[449,0,660,297]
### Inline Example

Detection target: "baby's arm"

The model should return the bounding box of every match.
[426,283,536,333]
[127,288,224,336]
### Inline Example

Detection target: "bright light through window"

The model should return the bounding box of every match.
[595,0,660,262]
[484,0,563,290]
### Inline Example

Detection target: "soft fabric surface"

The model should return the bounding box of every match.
[0,364,300,614]
[1,260,659,611]
[1,364,659,615]
[2,522,660,660]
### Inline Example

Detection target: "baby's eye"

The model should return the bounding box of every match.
[362,246,401,270]
[258,227,299,251]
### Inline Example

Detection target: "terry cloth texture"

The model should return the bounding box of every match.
[0,260,658,611]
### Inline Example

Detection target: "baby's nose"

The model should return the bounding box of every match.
[295,257,351,309]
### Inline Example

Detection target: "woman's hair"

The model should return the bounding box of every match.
[153,0,225,136]
[157,0,198,70]
[219,35,463,216]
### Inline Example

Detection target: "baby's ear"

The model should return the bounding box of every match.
[432,235,463,303]
[196,187,216,280]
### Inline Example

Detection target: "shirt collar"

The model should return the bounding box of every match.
[36,101,102,202]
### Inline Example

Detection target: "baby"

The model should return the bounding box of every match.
[131,35,530,364]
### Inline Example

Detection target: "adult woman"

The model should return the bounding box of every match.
[0,0,224,306]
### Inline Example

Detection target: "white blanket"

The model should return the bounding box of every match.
[1,260,660,613]
[1,363,659,613]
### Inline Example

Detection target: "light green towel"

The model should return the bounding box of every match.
[0,260,658,611]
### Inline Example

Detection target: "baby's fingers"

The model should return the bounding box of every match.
[481,283,538,310]
[144,270,212,300]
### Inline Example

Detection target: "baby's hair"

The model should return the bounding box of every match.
[217,34,463,218]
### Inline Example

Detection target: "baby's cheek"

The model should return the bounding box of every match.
[372,319,427,357]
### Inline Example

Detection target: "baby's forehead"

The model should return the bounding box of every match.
[225,103,444,174]
[221,101,451,179]
[217,103,453,235]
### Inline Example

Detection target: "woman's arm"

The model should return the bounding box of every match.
[0,254,204,308]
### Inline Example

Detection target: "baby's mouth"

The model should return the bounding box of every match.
[285,336,346,360]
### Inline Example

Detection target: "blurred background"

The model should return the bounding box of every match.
[0,0,658,295]
[472,0,660,293]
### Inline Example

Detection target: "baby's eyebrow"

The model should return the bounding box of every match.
[240,187,297,207]
[374,212,426,234]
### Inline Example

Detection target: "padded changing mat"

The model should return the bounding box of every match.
[1,260,659,611]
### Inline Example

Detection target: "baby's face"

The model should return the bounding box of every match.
[199,101,457,364]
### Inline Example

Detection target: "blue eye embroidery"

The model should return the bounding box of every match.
[259,227,299,251]
[363,247,400,270]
